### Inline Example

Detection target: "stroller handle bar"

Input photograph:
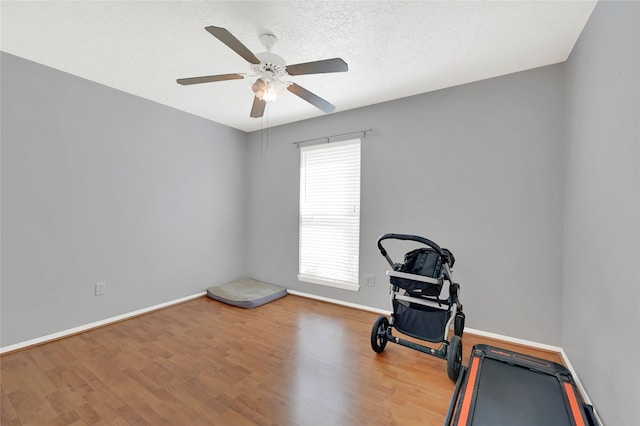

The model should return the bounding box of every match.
[377,233,444,269]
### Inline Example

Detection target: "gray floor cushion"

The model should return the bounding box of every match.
[206,278,287,308]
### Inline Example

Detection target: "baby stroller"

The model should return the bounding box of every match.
[371,233,465,381]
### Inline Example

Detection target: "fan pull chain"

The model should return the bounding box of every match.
[260,105,270,156]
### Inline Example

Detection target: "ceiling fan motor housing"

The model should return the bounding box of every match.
[252,52,287,79]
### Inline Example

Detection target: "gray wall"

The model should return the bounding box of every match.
[3,3,638,420]
[562,2,639,425]
[246,64,566,345]
[1,53,248,347]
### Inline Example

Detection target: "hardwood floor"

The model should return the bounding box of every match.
[1,295,563,425]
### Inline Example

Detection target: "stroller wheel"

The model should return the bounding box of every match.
[447,335,463,381]
[454,312,465,337]
[371,316,389,353]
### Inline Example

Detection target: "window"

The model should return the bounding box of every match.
[298,139,361,291]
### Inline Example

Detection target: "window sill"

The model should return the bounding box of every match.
[297,275,360,292]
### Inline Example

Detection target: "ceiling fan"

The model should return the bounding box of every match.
[177,26,348,118]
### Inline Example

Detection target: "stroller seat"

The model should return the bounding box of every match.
[390,246,456,296]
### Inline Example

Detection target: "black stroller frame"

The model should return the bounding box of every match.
[371,233,465,381]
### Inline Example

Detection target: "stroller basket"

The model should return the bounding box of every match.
[393,298,450,342]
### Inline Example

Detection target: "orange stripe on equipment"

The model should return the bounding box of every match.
[563,382,586,426]
[458,356,480,425]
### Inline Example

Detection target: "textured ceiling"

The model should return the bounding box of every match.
[1,1,596,132]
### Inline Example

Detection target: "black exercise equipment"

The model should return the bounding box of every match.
[446,344,597,426]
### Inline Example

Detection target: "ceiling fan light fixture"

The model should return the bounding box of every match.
[261,86,279,102]
[252,78,266,95]
[252,77,284,102]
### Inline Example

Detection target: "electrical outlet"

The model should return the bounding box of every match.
[95,282,106,296]
[364,274,375,287]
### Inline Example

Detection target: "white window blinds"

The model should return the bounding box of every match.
[298,139,361,290]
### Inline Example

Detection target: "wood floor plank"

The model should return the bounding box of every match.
[1,384,20,425]
[1,295,567,425]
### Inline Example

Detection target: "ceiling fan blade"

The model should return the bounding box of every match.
[287,83,335,113]
[250,96,266,118]
[286,58,348,75]
[205,26,261,65]
[177,74,244,85]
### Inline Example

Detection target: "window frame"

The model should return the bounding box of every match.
[297,138,361,292]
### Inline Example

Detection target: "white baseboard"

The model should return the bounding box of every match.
[559,349,602,424]
[286,289,392,315]
[559,349,590,404]
[288,289,562,351]
[287,288,597,419]
[0,292,206,354]
[1,287,598,423]
[462,327,563,353]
